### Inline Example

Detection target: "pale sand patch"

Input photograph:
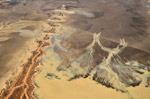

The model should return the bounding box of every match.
[0,9,7,14]
[42,23,52,31]
[127,84,150,99]
[35,79,129,99]
[47,18,66,23]
[0,37,11,42]
[73,9,95,18]
[0,22,4,29]
[0,20,41,36]
[54,9,74,14]
[147,11,150,15]
[19,30,39,38]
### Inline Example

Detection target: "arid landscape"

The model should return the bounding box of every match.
[0,0,150,99]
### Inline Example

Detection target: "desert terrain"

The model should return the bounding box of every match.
[0,0,150,99]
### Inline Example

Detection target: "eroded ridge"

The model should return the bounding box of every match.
[0,7,67,99]
[0,37,50,99]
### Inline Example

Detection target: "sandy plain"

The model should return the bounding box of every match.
[0,0,150,99]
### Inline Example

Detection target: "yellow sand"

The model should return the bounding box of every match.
[0,20,41,35]
[34,50,129,99]
[35,79,129,99]
[0,37,11,42]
